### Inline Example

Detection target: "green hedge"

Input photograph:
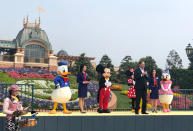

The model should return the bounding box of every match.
[170,69,193,89]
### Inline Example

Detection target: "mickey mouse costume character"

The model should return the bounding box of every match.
[96,64,112,113]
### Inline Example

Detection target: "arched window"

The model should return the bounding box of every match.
[24,44,47,63]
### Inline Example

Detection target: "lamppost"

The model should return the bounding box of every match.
[185,43,193,63]
[69,59,73,72]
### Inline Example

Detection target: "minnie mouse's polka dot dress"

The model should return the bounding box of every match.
[127,79,136,98]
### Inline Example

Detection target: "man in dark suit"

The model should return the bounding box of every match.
[134,61,149,114]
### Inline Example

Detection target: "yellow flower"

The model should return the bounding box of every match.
[173,93,181,97]
[120,90,128,95]
[111,85,122,91]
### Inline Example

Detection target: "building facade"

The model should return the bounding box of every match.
[0,17,95,71]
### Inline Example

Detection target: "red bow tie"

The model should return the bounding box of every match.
[63,78,69,82]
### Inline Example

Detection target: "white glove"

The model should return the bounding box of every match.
[133,81,135,85]
[105,81,112,87]
[57,84,60,89]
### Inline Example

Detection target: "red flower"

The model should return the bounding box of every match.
[6,71,55,80]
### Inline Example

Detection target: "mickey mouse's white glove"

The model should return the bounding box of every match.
[105,81,112,87]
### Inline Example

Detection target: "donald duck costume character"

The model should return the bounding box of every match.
[49,61,72,114]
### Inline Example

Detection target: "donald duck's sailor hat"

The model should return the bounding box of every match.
[58,61,68,66]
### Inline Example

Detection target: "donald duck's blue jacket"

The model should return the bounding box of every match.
[54,75,70,89]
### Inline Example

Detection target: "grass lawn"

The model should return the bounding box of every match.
[113,91,131,109]
[112,83,132,109]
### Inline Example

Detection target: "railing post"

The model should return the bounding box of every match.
[185,90,187,111]
[31,84,34,111]
[5,84,8,97]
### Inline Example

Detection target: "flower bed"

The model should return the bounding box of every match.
[0,68,103,110]
[6,71,55,80]
[0,80,100,110]
[110,85,122,91]
[0,68,57,75]
[120,90,128,95]
[28,81,99,110]
[146,90,193,110]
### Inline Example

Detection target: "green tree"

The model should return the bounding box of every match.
[188,62,193,70]
[170,69,193,89]
[72,53,97,79]
[117,56,138,84]
[139,56,158,75]
[99,54,117,82]
[166,50,183,69]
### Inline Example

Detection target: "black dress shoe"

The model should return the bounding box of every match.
[142,112,149,114]
[103,109,111,113]
[97,108,103,113]
[135,112,139,115]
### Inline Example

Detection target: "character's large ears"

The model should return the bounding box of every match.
[125,68,134,77]
[96,64,104,74]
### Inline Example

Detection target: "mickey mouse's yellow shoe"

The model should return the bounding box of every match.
[131,109,135,113]
[49,110,57,114]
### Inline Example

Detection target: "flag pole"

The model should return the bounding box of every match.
[37,6,41,27]
[38,6,40,18]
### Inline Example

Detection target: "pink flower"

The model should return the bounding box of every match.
[6,71,55,80]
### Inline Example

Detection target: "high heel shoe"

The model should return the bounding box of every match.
[80,109,86,113]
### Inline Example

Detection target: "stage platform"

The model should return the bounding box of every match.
[1,111,193,116]
[1,111,193,131]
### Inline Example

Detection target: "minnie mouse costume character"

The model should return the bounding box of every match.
[96,64,112,113]
[126,68,137,112]
[126,68,141,113]
[126,69,136,99]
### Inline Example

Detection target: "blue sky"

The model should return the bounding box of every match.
[0,0,193,69]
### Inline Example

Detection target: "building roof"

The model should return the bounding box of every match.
[15,27,52,50]
[57,50,68,56]
[0,17,52,50]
